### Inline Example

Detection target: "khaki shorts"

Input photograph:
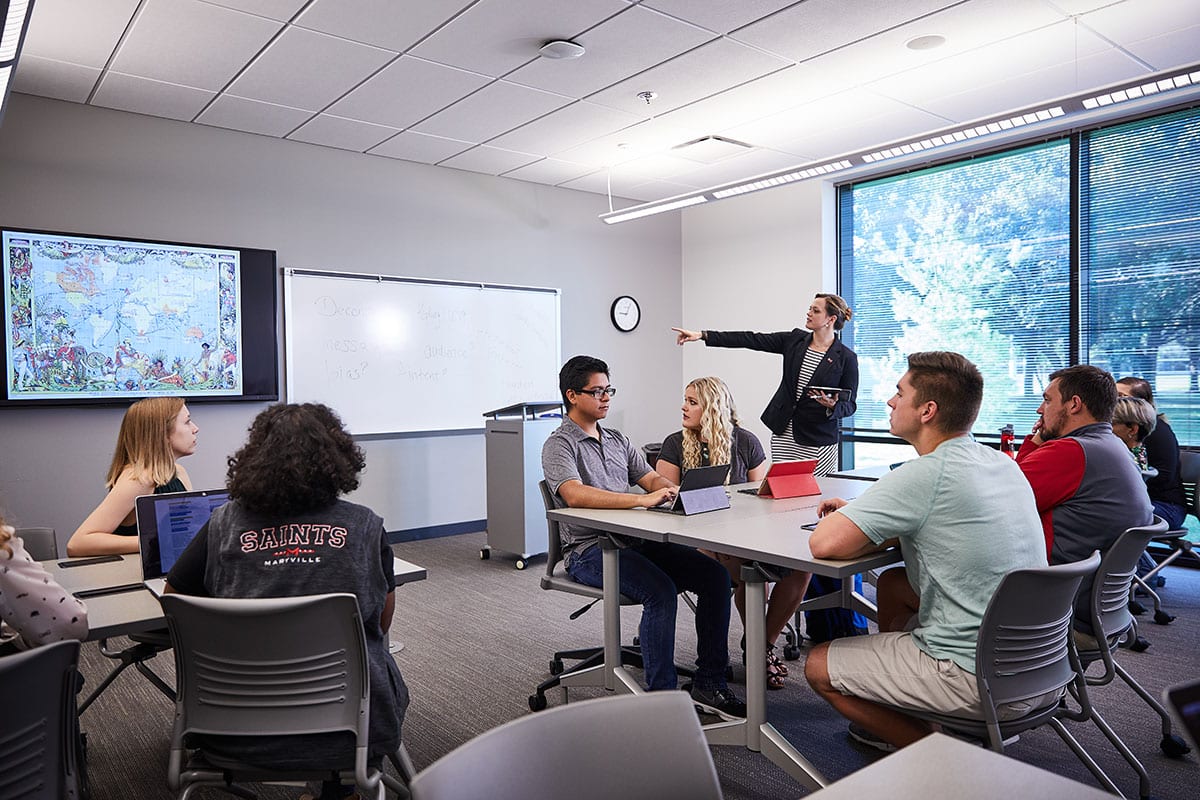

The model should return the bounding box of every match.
[827,631,1060,720]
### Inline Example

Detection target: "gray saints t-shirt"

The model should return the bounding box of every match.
[168,497,408,763]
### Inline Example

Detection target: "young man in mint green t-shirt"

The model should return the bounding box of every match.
[804,352,1048,752]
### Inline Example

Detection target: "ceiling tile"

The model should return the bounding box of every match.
[501,157,598,185]
[326,55,490,130]
[558,170,688,202]
[21,0,140,69]
[226,26,396,111]
[412,80,572,142]
[640,0,795,34]
[732,0,959,62]
[1080,0,1200,47]
[586,38,791,117]
[669,148,811,189]
[368,130,475,163]
[11,56,100,103]
[110,0,282,92]
[552,117,708,167]
[1119,27,1200,73]
[295,0,475,52]
[488,100,641,155]
[288,114,399,151]
[195,93,313,137]
[653,63,847,134]
[201,0,309,21]
[439,145,543,175]
[867,21,1112,110]
[409,0,627,78]
[91,71,215,121]
[505,5,714,98]
[725,89,947,154]
[919,49,1149,122]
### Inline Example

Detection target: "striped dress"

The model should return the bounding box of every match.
[770,348,838,475]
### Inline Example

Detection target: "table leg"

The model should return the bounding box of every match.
[730,563,828,792]
[601,538,621,692]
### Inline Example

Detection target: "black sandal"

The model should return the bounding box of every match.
[767,645,789,678]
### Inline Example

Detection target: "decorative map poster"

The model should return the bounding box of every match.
[3,230,243,399]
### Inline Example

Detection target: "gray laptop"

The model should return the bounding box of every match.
[647,464,730,514]
[135,488,229,596]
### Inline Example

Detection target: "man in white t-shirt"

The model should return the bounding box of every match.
[804,351,1048,752]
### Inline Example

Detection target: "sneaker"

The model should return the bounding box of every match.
[847,722,898,753]
[690,685,747,718]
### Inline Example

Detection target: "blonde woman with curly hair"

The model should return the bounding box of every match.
[67,397,198,556]
[656,377,811,689]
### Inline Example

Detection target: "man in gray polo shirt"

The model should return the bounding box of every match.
[542,355,744,717]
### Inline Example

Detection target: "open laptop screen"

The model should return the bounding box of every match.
[135,488,229,580]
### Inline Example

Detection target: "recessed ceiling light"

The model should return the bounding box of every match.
[905,34,947,51]
[538,40,585,60]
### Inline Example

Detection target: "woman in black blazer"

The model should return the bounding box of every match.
[674,293,858,474]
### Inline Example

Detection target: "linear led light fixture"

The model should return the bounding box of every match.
[600,194,708,224]
[862,106,1065,163]
[0,0,35,127]
[599,159,853,224]
[598,62,1200,224]
[1082,68,1200,109]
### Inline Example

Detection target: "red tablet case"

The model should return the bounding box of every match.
[757,459,820,498]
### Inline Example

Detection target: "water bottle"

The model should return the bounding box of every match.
[1000,424,1016,458]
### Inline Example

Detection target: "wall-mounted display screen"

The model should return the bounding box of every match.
[2,227,278,405]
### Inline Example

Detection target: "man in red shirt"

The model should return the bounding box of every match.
[1015,365,1152,632]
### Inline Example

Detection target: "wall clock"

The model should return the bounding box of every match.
[610,295,640,332]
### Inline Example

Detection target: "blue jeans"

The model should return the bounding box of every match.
[567,541,732,692]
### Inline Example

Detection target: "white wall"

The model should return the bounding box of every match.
[678,180,836,452]
[0,93,684,543]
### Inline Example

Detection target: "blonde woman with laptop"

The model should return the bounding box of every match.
[67,397,198,556]
[656,376,810,689]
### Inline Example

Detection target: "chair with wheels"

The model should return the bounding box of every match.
[13,527,58,561]
[0,640,86,800]
[1076,517,1191,780]
[77,629,175,715]
[159,593,413,800]
[410,692,723,800]
[1130,450,1198,624]
[876,552,1138,798]
[528,480,649,711]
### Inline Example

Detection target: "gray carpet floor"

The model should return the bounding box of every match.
[78,530,1200,799]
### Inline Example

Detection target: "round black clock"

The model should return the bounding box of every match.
[610,295,640,332]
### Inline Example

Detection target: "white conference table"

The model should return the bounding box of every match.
[545,476,900,791]
[807,733,1112,799]
[42,554,429,642]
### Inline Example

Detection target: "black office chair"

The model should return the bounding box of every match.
[0,640,87,800]
[528,480,650,711]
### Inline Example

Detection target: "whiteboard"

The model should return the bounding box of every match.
[284,269,560,434]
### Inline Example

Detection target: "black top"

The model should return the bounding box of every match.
[113,474,189,536]
[1144,416,1188,510]
[703,329,858,446]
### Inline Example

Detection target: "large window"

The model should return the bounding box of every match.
[839,104,1200,464]
[1082,108,1200,446]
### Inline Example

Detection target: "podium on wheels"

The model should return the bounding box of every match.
[482,401,563,569]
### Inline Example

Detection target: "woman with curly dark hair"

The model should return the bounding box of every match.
[166,403,408,800]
